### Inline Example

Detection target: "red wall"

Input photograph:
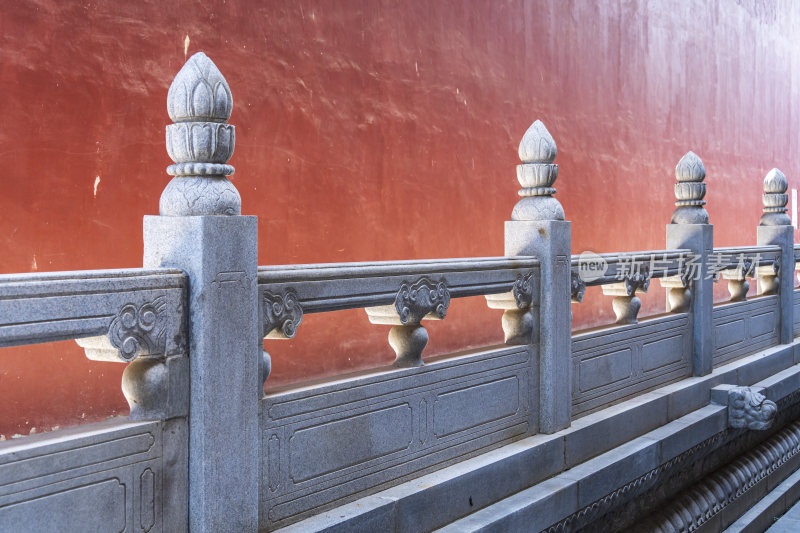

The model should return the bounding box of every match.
[2,0,800,437]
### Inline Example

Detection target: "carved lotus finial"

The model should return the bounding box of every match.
[760,168,790,226]
[671,151,708,224]
[160,52,241,216]
[764,168,788,194]
[511,120,563,221]
[518,120,557,164]
[167,52,233,123]
[675,151,705,182]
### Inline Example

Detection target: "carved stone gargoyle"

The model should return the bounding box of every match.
[711,385,777,431]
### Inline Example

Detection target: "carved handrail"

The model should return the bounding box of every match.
[570,249,691,324]
[0,268,187,361]
[570,249,692,286]
[258,257,538,314]
[711,245,781,273]
[258,256,539,368]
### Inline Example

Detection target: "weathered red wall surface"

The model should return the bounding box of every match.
[2,0,800,437]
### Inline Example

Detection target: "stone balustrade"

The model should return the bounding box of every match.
[258,257,539,369]
[0,51,799,533]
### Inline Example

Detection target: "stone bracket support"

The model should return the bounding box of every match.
[601,273,650,325]
[365,277,450,368]
[720,263,752,302]
[485,270,537,345]
[660,274,692,313]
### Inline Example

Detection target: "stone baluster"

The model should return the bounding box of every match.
[722,259,752,302]
[143,52,259,533]
[366,279,450,368]
[602,271,650,325]
[757,168,794,344]
[665,151,713,376]
[500,120,571,434]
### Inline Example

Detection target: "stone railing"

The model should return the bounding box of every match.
[0,268,189,531]
[0,51,797,533]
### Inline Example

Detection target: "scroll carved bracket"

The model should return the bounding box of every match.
[720,260,754,301]
[392,278,451,325]
[624,270,650,296]
[757,260,781,295]
[601,270,650,298]
[77,296,169,363]
[602,270,649,325]
[512,271,536,309]
[570,270,586,303]
[485,271,536,346]
[262,289,304,339]
[485,271,537,310]
[366,277,450,326]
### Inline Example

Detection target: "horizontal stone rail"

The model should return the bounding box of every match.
[570,249,690,288]
[0,268,187,361]
[570,249,691,325]
[712,245,781,271]
[259,257,539,370]
[258,256,538,314]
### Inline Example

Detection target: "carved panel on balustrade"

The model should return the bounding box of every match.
[572,313,691,416]
[0,419,167,532]
[712,296,779,367]
[258,344,534,531]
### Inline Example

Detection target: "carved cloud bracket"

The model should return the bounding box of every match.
[366,277,451,326]
[757,260,781,295]
[720,259,754,281]
[601,270,650,298]
[366,278,450,368]
[77,295,175,363]
[512,271,535,309]
[262,288,304,339]
[485,270,537,310]
[570,270,586,303]
[484,271,537,346]
[712,385,778,431]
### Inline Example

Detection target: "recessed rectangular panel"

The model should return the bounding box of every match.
[289,404,413,483]
[571,314,690,416]
[642,334,684,372]
[0,478,126,533]
[433,377,520,438]
[579,348,633,393]
[715,319,747,350]
[750,310,777,338]
[0,433,155,488]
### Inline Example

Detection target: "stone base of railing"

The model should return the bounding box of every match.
[273,340,800,533]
